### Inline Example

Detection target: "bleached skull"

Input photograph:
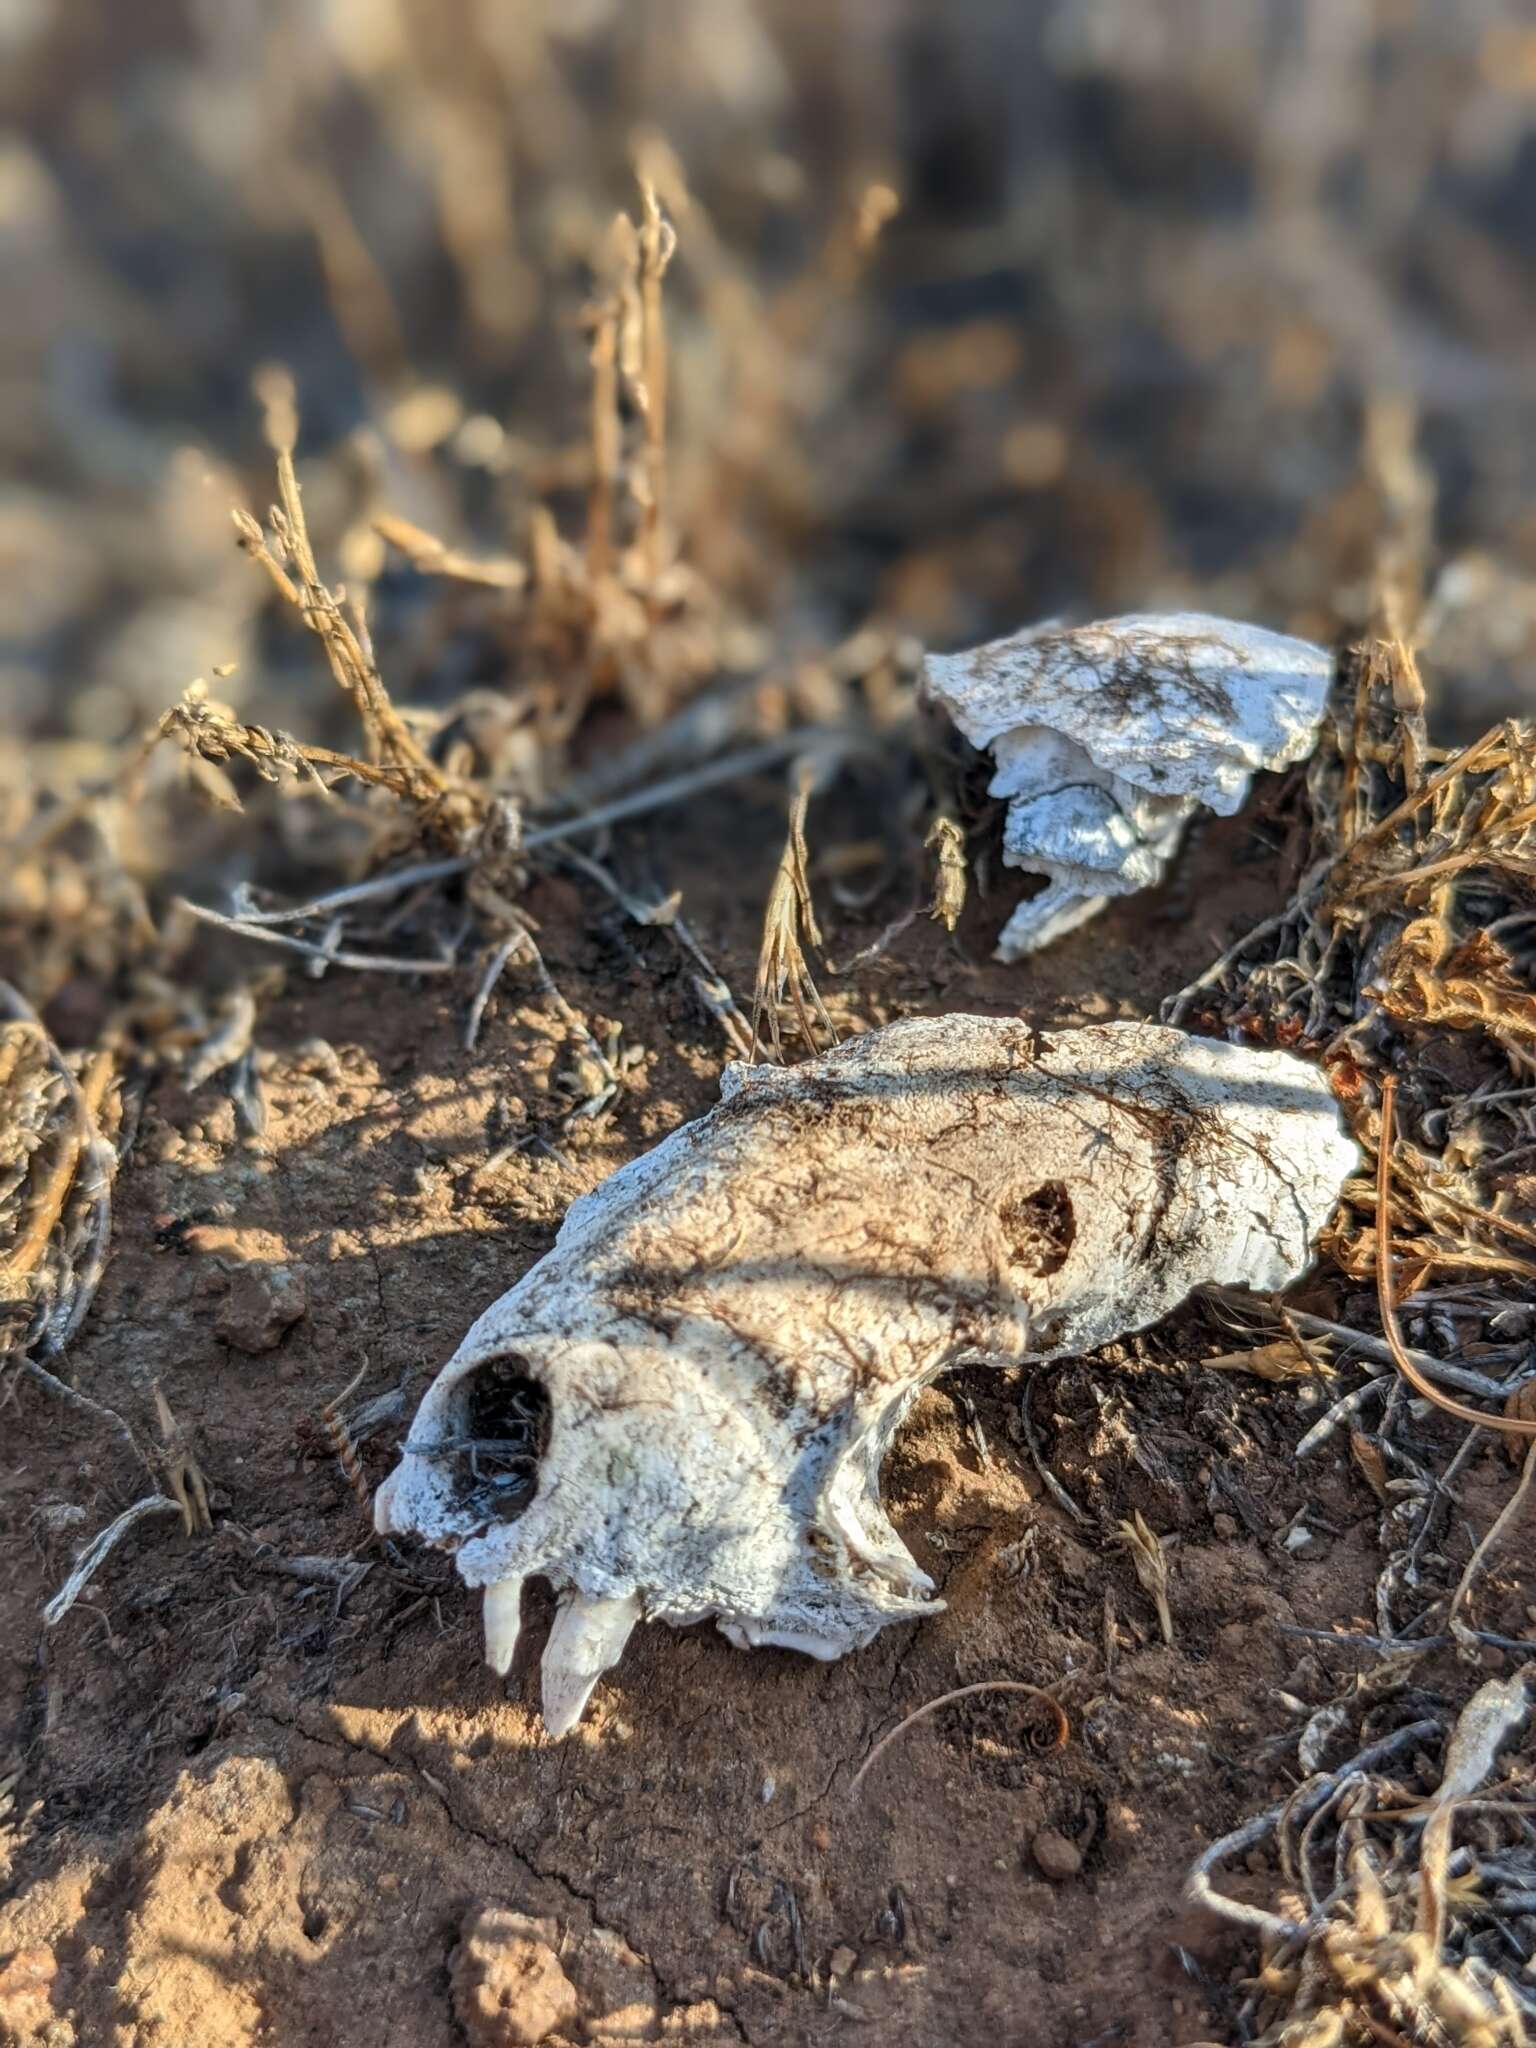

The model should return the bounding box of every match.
[376,1018,1355,1735]
[922,613,1333,958]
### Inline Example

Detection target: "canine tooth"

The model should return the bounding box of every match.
[540,1590,641,1738]
[372,1465,402,1533]
[482,1577,524,1676]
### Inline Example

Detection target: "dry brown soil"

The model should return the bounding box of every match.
[0,787,1417,2046]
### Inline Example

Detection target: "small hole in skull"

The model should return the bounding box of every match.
[1000,1180,1075,1278]
[449,1356,551,1522]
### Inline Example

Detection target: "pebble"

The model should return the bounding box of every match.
[215,1262,309,1353]
[1031,1827,1083,1882]
[1211,1512,1239,1540]
[147,1123,184,1164]
[451,1905,579,2048]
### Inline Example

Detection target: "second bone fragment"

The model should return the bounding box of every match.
[377,1017,1356,1736]
[922,612,1333,958]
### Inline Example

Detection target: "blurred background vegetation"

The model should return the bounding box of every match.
[6,0,1536,782]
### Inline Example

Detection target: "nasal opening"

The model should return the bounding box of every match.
[450,1354,551,1524]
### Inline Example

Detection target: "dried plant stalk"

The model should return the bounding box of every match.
[0,1050,112,1293]
[372,513,524,591]
[215,370,499,851]
[750,760,835,1063]
[152,1383,211,1537]
[1114,1511,1174,1645]
[925,814,967,931]
[1377,1076,1536,1438]
[848,1681,1068,1800]
[321,1364,372,1516]
[635,180,677,583]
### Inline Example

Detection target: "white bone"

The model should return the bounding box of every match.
[482,1576,524,1676]
[539,1590,641,1738]
[923,613,1332,958]
[379,1017,1356,1734]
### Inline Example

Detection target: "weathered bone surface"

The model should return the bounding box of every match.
[376,1017,1355,1734]
[922,613,1333,958]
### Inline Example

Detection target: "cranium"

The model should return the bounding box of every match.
[922,612,1333,958]
[376,1017,1355,1734]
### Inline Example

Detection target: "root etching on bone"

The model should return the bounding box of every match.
[378,1016,1356,1736]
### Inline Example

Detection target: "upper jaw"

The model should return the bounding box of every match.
[375,1326,945,1728]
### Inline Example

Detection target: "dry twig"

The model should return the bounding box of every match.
[1448,1443,1536,1623]
[848,1680,1068,1800]
[42,1496,185,1628]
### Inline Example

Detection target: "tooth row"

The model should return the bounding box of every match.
[482,1581,641,1739]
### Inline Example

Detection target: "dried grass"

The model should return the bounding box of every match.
[1169,641,1536,1296]
[750,756,836,1063]
[1112,1511,1175,1647]
[1188,1681,1532,2048]
[8,20,1536,2040]
[1169,644,1536,2044]
[0,983,121,1376]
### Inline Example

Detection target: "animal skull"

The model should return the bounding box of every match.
[376,1017,1355,1735]
[922,613,1333,958]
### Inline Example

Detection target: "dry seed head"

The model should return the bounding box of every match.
[750,760,834,1063]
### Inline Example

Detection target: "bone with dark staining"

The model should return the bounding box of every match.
[376,1016,1357,1735]
[922,613,1334,958]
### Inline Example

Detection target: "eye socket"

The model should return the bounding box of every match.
[999,1181,1075,1279]
[451,1356,551,1521]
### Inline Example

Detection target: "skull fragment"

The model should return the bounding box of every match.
[377,1017,1355,1734]
[922,612,1333,958]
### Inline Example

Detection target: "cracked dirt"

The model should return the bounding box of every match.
[0,786,1404,2046]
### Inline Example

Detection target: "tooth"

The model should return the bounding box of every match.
[540,1590,641,1738]
[372,1468,400,1535]
[482,1577,524,1676]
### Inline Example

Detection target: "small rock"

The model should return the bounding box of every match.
[828,1945,857,1979]
[451,1906,580,2048]
[1210,1512,1238,1541]
[1030,1828,1082,1882]
[0,1945,58,2044]
[215,1263,308,1353]
[200,1099,237,1147]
